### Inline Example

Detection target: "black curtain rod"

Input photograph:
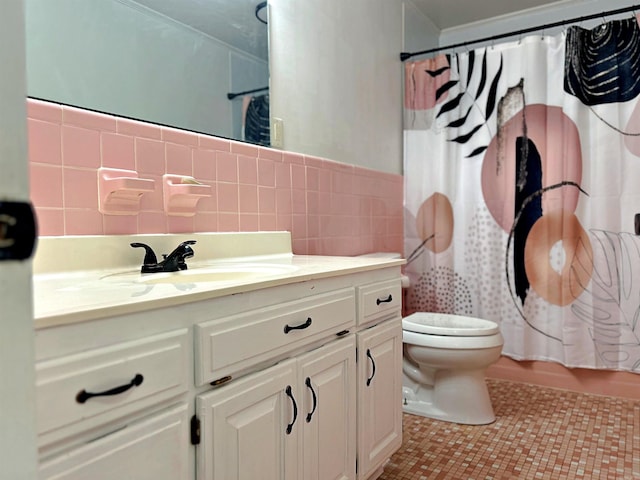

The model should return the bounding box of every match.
[400,4,640,61]
[227,86,269,100]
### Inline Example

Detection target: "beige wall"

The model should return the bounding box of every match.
[269,0,409,175]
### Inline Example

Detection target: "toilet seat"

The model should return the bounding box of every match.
[403,329,504,349]
[403,312,500,336]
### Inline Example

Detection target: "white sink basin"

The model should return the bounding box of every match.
[101,263,299,285]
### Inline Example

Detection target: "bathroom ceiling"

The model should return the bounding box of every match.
[410,0,569,30]
[130,0,268,59]
[129,0,571,56]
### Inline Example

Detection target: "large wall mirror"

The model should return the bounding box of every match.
[25,0,271,146]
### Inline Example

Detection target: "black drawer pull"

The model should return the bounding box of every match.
[366,349,376,386]
[285,385,298,434]
[376,294,393,305]
[305,377,317,423]
[76,374,144,404]
[284,317,312,334]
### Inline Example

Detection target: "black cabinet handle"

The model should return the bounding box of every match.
[366,349,376,386]
[76,374,144,404]
[285,385,298,434]
[376,294,393,305]
[305,377,317,423]
[284,317,312,334]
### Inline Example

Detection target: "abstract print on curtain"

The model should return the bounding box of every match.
[403,17,640,371]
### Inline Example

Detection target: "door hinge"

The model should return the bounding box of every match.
[190,415,201,445]
[355,347,358,362]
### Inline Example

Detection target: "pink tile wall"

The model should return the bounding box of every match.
[27,98,403,256]
[28,100,634,399]
[487,356,640,401]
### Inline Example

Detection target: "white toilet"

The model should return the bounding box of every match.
[402,312,503,425]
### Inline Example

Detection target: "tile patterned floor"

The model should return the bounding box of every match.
[379,379,640,479]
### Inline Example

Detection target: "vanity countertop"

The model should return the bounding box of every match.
[33,232,404,329]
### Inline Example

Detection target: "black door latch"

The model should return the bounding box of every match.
[0,201,37,261]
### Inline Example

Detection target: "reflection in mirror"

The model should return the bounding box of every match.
[25,0,270,146]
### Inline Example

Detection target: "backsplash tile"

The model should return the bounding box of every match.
[61,125,100,168]
[135,138,165,175]
[27,98,62,123]
[28,98,403,255]
[193,149,216,181]
[62,105,117,132]
[166,142,192,175]
[30,163,63,208]
[216,151,238,183]
[238,155,258,184]
[161,126,199,146]
[63,168,98,208]
[65,208,104,235]
[101,132,135,170]
[28,119,62,165]
[117,117,161,139]
[36,209,64,236]
[257,158,276,187]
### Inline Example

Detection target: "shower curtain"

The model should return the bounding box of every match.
[403,17,640,372]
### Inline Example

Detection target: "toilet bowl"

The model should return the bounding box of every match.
[402,312,503,425]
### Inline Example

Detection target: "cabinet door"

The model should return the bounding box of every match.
[298,336,356,480]
[38,403,190,480]
[356,319,403,479]
[197,359,299,480]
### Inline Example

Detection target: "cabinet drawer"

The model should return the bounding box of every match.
[195,288,355,386]
[36,328,189,446]
[357,279,402,325]
[39,403,190,480]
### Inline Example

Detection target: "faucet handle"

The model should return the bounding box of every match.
[130,242,158,266]
[176,240,196,261]
[175,240,196,257]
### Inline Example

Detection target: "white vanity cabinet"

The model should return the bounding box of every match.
[355,278,403,480]
[196,336,356,480]
[33,240,404,480]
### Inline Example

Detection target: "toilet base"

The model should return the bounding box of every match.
[402,368,496,425]
[402,396,496,425]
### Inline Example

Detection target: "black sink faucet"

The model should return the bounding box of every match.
[131,240,196,273]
